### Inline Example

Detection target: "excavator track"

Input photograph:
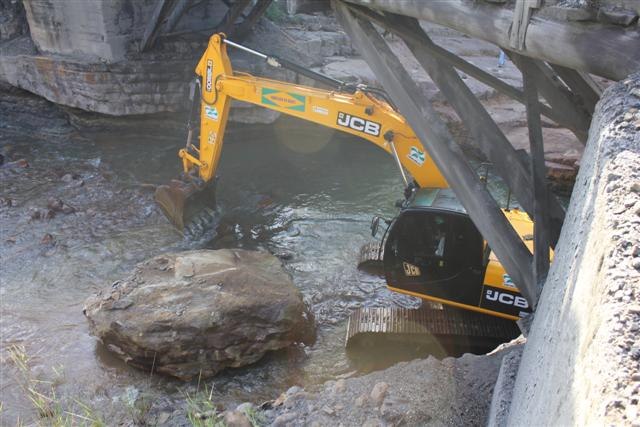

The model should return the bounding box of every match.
[346,305,520,357]
[357,242,384,276]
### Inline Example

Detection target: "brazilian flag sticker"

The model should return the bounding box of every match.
[261,88,306,112]
[408,146,426,166]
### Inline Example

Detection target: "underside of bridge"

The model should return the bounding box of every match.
[331,0,640,310]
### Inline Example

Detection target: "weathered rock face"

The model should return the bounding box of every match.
[83,249,316,380]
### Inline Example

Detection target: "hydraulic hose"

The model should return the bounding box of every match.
[223,37,358,93]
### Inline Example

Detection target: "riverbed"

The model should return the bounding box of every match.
[0,115,429,424]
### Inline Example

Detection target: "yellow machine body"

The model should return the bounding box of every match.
[158,33,544,321]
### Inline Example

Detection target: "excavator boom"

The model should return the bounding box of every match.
[154,34,449,234]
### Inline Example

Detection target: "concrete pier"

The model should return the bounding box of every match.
[491,73,640,426]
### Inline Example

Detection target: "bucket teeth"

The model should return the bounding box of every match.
[154,178,217,235]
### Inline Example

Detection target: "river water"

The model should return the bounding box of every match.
[1,116,436,424]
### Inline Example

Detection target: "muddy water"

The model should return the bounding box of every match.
[1,116,429,424]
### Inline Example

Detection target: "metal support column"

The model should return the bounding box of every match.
[334,0,538,307]
[519,54,551,292]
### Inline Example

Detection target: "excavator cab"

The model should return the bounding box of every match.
[384,204,485,306]
[347,189,527,357]
[382,188,531,319]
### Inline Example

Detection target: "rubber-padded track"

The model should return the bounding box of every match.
[346,305,519,348]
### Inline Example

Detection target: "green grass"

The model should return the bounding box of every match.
[185,384,226,427]
[242,405,266,427]
[7,344,105,426]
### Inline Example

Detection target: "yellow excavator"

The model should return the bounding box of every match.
[155,33,537,352]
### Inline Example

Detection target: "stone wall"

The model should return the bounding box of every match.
[502,73,640,425]
[0,0,232,116]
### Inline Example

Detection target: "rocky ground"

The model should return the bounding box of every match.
[254,339,525,427]
[135,339,524,427]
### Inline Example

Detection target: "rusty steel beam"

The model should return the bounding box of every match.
[519,54,551,293]
[334,0,538,306]
[348,7,565,247]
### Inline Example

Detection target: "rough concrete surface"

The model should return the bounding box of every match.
[505,73,640,425]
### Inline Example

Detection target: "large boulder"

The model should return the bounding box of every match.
[83,249,315,380]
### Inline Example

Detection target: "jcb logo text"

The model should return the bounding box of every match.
[485,289,528,309]
[337,112,381,136]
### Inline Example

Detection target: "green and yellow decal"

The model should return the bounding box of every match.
[261,88,306,112]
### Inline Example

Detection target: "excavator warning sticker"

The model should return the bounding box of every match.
[408,146,426,166]
[261,88,306,112]
[204,106,219,121]
[206,59,213,92]
[207,131,217,145]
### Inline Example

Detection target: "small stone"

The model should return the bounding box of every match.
[235,402,254,413]
[272,412,297,427]
[156,411,171,424]
[0,197,14,208]
[40,233,55,245]
[286,386,303,396]
[224,410,251,427]
[47,198,64,211]
[322,405,335,415]
[5,159,29,168]
[370,382,389,406]
[284,392,306,409]
[632,373,640,381]
[355,394,368,407]
[334,379,347,393]
[111,298,133,310]
[62,204,76,214]
[61,173,74,183]
[362,418,382,427]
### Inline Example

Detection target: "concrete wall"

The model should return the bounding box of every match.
[504,73,640,425]
[21,0,226,62]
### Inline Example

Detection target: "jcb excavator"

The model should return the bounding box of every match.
[155,34,535,352]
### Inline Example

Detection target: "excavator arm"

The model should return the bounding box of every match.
[156,34,449,232]
[190,34,447,189]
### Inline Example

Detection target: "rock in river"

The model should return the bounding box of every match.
[83,249,315,380]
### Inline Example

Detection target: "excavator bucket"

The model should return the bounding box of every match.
[154,179,217,234]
